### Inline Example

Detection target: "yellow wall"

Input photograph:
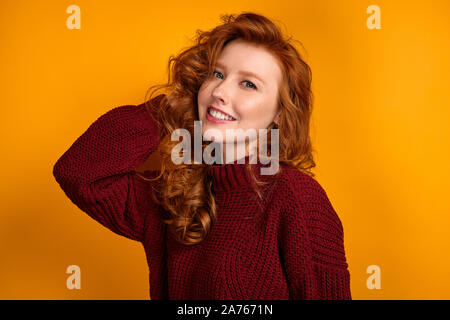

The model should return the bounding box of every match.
[1,0,449,299]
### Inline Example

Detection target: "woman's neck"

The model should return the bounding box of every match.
[221,139,258,164]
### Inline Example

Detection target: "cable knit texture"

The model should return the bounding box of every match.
[53,95,352,300]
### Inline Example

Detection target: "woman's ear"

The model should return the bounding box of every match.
[274,110,281,125]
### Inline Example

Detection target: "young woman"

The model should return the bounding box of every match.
[53,12,352,300]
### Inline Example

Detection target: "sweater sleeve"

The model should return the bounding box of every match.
[280,171,352,300]
[52,95,163,242]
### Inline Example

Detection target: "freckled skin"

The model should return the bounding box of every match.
[197,39,282,163]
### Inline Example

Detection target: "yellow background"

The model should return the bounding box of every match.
[1,0,449,299]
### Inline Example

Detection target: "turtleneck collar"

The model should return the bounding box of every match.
[209,155,281,192]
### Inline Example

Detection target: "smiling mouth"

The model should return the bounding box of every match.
[207,106,236,121]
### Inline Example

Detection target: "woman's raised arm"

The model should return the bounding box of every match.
[52,95,164,242]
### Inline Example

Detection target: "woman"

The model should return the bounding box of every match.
[53,12,351,300]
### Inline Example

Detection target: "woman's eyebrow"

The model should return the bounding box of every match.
[215,62,266,85]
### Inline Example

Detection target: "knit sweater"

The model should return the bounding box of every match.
[52,94,352,300]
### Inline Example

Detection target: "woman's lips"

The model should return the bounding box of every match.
[206,106,236,124]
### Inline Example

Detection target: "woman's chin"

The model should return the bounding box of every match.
[203,134,224,144]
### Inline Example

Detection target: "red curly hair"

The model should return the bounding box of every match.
[137,12,316,246]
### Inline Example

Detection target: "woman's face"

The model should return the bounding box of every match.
[197,39,282,144]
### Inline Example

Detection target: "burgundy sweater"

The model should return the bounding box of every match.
[52,97,352,300]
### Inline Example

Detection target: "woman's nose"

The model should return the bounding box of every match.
[211,80,230,103]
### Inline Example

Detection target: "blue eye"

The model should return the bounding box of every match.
[213,71,223,79]
[212,71,258,90]
[243,80,257,90]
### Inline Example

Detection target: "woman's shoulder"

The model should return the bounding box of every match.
[276,165,344,232]
[277,165,324,196]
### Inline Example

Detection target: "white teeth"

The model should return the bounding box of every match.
[209,109,234,121]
